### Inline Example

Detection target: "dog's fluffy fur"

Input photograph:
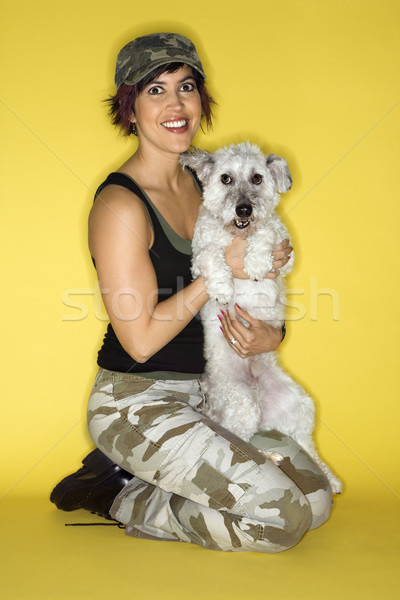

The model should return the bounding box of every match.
[180,142,342,494]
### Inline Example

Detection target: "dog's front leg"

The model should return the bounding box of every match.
[243,227,277,281]
[192,221,235,304]
[192,246,235,304]
[274,221,294,278]
[244,220,294,281]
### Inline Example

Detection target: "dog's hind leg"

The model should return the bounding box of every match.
[203,371,261,442]
[253,358,343,494]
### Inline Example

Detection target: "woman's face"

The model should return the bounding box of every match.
[131,64,202,156]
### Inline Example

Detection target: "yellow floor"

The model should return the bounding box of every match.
[1,489,399,600]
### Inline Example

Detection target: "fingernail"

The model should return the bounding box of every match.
[235,303,242,309]
[218,314,223,322]
[219,327,224,333]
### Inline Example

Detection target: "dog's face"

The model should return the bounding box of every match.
[180,143,292,229]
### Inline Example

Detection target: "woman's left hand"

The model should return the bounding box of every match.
[266,238,293,279]
[218,304,284,358]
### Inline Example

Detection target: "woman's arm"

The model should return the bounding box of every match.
[89,186,208,363]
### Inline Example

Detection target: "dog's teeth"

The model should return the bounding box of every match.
[234,219,250,229]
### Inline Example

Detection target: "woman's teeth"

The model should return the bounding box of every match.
[162,120,188,128]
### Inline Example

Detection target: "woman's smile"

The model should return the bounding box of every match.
[161,118,189,132]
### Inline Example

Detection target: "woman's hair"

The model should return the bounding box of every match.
[105,62,215,136]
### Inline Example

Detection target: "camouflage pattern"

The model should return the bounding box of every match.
[114,33,206,89]
[87,369,332,552]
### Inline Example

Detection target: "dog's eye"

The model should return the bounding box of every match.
[252,174,263,185]
[221,174,232,185]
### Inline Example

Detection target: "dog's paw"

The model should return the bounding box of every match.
[244,264,271,281]
[214,290,235,305]
[279,251,294,278]
[259,450,284,465]
[329,476,343,495]
[244,255,273,281]
[205,280,235,304]
[191,264,201,279]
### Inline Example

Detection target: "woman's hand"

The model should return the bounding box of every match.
[225,237,292,280]
[268,238,292,279]
[224,236,247,279]
[218,305,284,358]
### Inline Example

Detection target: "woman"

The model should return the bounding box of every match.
[51,33,333,552]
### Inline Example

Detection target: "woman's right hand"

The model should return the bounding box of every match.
[224,236,248,279]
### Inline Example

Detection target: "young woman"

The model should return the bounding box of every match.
[51,33,333,552]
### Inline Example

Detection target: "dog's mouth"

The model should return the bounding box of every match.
[234,203,253,229]
[234,218,250,229]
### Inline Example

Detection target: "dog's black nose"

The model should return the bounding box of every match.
[235,204,252,218]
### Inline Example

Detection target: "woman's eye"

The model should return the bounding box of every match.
[221,174,232,185]
[148,86,163,95]
[252,174,263,184]
[180,82,195,92]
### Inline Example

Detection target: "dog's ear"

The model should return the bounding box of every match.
[266,154,292,193]
[180,149,215,183]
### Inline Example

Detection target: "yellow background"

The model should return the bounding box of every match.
[1,1,399,599]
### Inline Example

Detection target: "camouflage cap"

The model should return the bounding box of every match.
[114,33,206,89]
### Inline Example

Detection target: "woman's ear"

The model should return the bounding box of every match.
[129,112,137,135]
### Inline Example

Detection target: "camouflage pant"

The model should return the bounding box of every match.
[87,369,332,552]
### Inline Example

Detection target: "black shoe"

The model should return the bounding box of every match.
[50,449,133,520]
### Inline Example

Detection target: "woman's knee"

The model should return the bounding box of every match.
[231,477,313,552]
[224,503,312,553]
[175,499,312,553]
[259,443,334,530]
[307,485,333,529]
[289,464,333,529]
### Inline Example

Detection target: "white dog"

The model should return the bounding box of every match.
[180,142,342,494]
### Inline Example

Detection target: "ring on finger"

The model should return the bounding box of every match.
[230,337,237,345]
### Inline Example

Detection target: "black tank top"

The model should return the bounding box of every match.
[94,172,205,377]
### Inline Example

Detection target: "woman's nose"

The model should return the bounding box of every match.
[166,91,184,109]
